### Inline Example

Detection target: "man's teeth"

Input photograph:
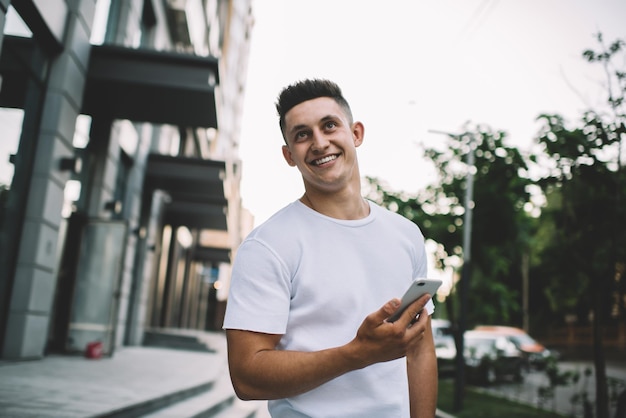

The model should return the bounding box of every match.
[314,155,337,165]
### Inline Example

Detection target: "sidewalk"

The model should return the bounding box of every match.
[0,329,457,418]
[0,331,269,418]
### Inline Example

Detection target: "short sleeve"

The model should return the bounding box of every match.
[223,238,292,334]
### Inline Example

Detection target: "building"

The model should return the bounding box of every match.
[0,0,254,360]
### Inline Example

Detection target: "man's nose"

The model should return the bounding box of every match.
[311,130,330,151]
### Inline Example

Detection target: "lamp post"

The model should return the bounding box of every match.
[456,136,474,411]
[428,130,475,411]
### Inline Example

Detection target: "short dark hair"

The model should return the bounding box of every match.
[275,79,353,140]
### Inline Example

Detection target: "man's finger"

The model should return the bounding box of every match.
[372,298,402,324]
[396,293,431,328]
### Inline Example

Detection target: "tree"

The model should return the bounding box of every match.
[366,124,535,327]
[531,34,626,418]
[365,124,537,412]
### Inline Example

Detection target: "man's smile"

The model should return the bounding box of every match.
[311,154,339,166]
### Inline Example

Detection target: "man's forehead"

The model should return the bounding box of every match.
[284,97,344,126]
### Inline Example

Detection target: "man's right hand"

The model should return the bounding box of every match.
[345,293,432,369]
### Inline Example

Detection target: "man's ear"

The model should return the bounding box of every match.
[282,145,296,166]
[352,121,365,147]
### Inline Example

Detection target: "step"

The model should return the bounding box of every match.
[93,350,228,418]
[139,369,237,418]
[94,381,215,418]
[143,330,216,353]
[138,390,234,418]
[212,398,270,418]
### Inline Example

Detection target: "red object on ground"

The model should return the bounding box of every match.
[85,341,103,359]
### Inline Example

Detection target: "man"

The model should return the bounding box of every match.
[223,79,438,417]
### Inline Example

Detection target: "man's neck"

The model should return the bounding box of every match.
[300,189,370,220]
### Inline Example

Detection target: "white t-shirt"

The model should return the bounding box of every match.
[223,200,433,418]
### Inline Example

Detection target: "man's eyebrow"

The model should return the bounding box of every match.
[320,114,341,124]
[288,123,309,136]
[287,114,341,136]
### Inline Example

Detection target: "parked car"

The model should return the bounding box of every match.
[431,319,453,338]
[473,325,557,369]
[435,334,457,376]
[463,330,527,385]
[432,319,457,375]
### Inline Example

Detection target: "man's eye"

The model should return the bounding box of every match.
[295,131,309,141]
[325,121,337,129]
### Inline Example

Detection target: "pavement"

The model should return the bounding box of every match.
[0,330,270,418]
[12,328,624,418]
[480,358,626,417]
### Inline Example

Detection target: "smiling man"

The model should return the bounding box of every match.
[223,79,438,418]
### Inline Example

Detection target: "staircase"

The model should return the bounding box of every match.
[91,329,270,418]
[97,329,446,418]
[136,370,269,418]
[94,366,270,418]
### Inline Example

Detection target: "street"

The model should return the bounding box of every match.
[458,361,626,417]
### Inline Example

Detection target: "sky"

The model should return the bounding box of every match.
[237,0,626,228]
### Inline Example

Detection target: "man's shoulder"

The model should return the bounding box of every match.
[369,200,419,225]
[246,201,305,240]
[368,200,424,243]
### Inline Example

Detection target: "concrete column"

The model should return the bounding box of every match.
[2,0,97,360]
[0,0,10,63]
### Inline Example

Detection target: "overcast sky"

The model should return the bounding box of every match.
[238,0,626,227]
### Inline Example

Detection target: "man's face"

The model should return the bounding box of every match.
[281,97,364,194]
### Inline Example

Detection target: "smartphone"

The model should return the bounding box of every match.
[386,277,442,323]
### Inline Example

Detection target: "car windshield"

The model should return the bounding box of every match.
[435,336,455,349]
[464,337,493,357]
[509,334,537,346]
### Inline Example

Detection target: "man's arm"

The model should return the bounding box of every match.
[407,315,438,418]
[226,294,433,400]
